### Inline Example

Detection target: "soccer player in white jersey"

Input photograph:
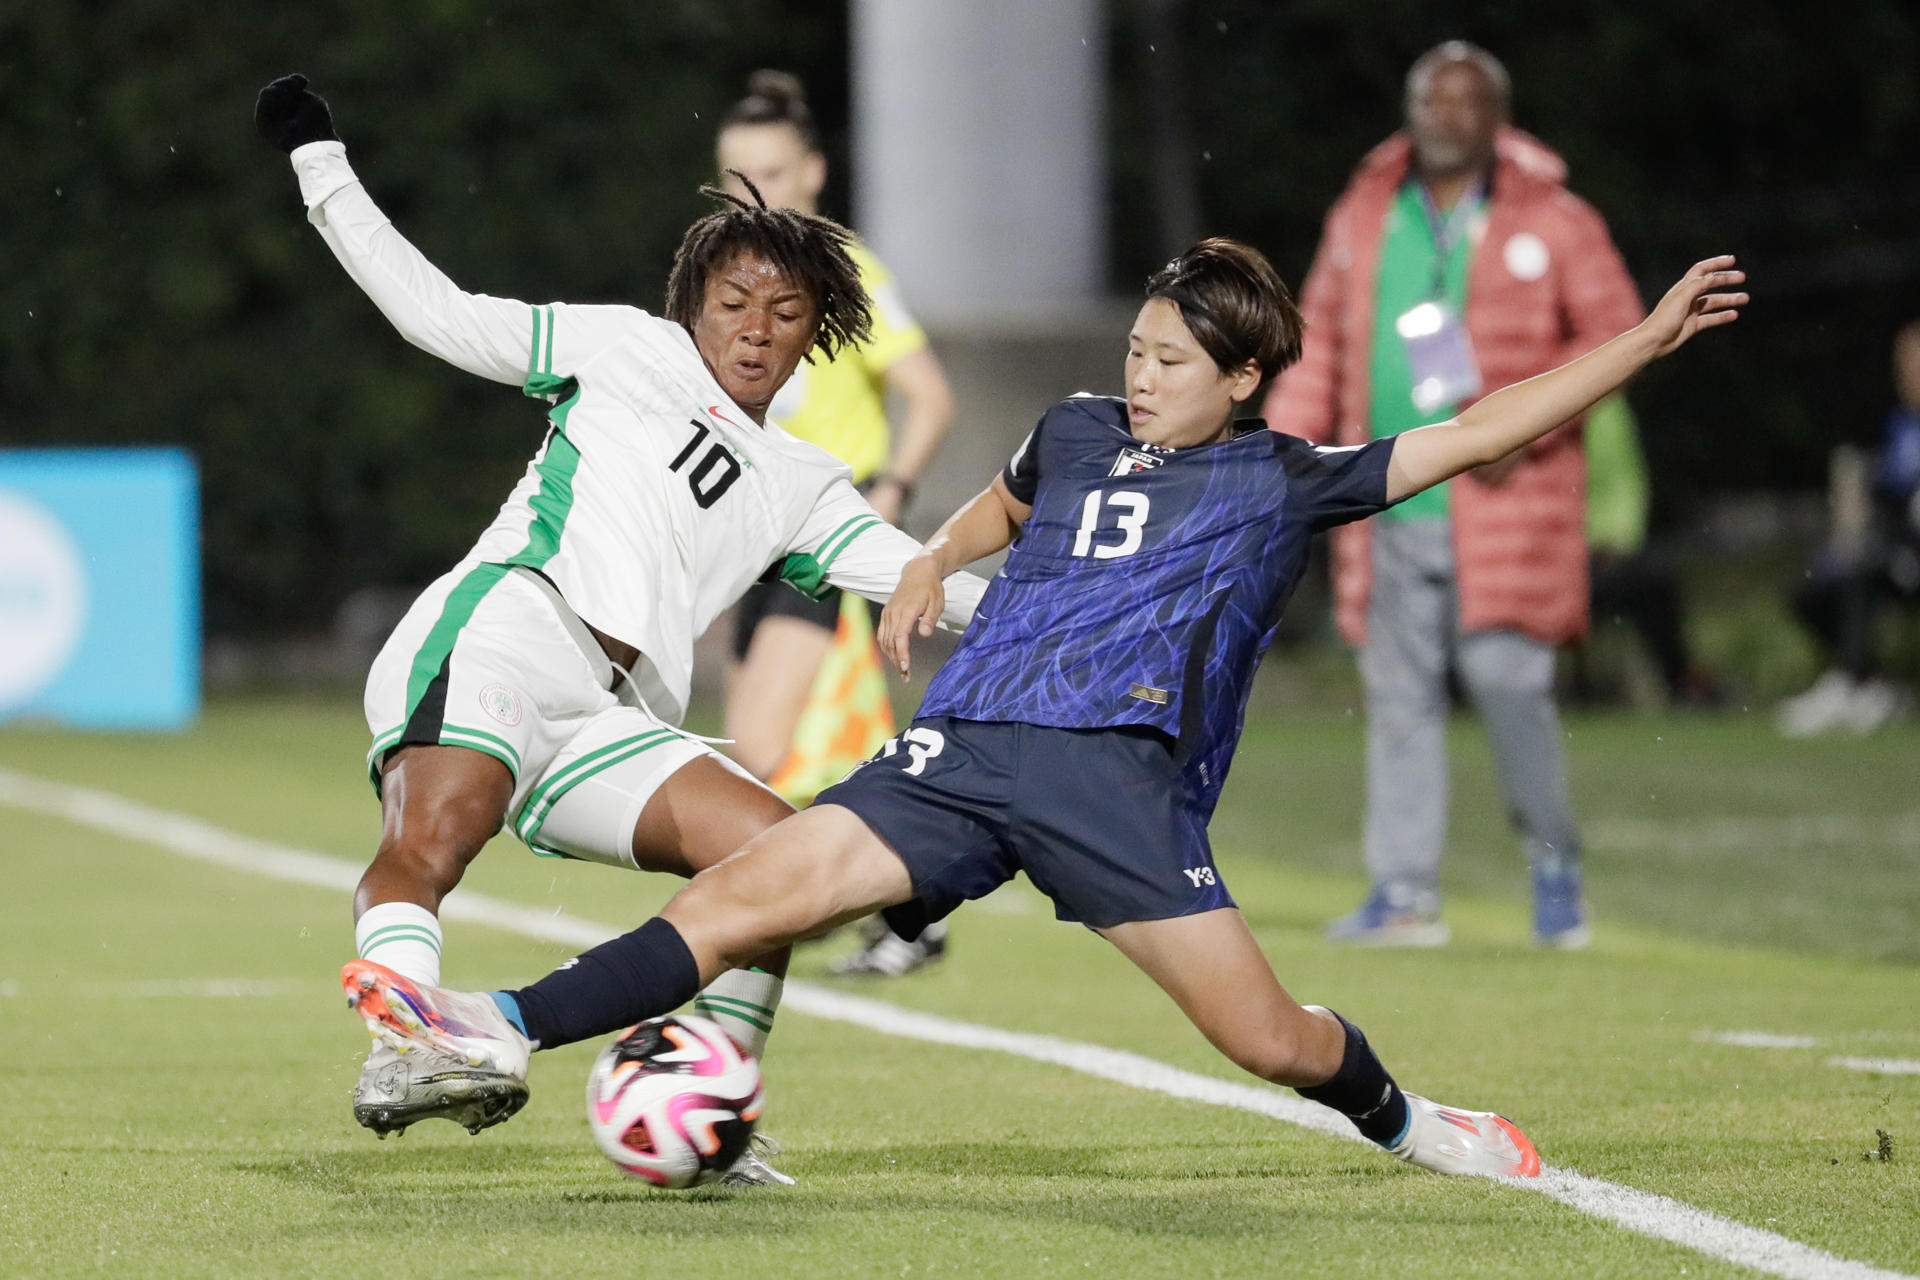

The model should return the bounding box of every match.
[255,76,986,1179]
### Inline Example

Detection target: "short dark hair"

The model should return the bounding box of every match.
[1145,238,1303,391]
[664,175,872,361]
[720,69,821,153]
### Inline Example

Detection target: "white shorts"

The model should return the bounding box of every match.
[363,562,745,869]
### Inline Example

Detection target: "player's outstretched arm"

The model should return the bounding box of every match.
[255,74,592,388]
[796,479,990,631]
[1385,256,1746,503]
[878,475,1032,678]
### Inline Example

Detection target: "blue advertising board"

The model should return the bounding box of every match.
[0,448,200,730]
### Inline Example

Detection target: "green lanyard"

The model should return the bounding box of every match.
[1415,180,1485,299]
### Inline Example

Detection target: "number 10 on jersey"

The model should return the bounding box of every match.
[1072,490,1150,559]
[670,420,742,509]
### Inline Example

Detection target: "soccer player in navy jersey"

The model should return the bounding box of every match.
[343,242,1744,1178]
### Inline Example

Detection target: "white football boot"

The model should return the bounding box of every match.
[1390,1094,1541,1178]
[342,960,532,1136]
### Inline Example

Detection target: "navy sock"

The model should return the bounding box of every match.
[505,917,701,1050]
[1294,1010,1411,1147]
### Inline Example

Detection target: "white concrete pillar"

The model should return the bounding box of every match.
[852,0,1106,327]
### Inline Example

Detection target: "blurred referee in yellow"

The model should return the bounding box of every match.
[716,71,958,976]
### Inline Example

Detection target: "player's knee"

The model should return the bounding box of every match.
[667,870,799,969]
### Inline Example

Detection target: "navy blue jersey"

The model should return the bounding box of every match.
[918,394,1398,816]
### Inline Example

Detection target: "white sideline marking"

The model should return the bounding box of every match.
[1704,1031,1822,1050]
[0,764,1911,1280]
[1828,1057,1920,1076]
[122,979,303,998]
[1701,1032,1920,1075]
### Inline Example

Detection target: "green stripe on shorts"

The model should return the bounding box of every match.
[439,724,524,773]
[402,563,510,731]
[514,729,683,844]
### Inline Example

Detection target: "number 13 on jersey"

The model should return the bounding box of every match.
[1072,490,1150,559]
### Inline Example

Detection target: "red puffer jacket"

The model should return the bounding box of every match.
[1264,128,1643,646]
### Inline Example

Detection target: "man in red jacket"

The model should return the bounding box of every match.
[1264,42,1643,948]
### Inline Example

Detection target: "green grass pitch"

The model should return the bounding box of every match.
[0,697,1914,1278]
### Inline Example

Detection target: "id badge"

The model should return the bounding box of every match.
[1396,301,1483,414]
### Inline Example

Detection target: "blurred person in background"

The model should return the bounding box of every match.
[716,71,959,976]
[1264,41,1643,948]
[1775,320,1920,735]
[1580,393,1724,708]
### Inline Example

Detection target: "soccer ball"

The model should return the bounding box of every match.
[584,1013,763,1187]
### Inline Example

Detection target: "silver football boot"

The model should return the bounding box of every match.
[719,1132,798,1186]
[351,1036,529,1137]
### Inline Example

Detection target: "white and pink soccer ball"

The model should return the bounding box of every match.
[584,1013,764,1187]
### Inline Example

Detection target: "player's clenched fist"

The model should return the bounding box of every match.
[255,73,339,153]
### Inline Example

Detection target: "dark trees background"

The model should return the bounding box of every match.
[4,1,1915,636]
[1109,1,1920,530]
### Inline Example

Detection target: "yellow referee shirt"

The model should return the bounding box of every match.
[766,242,928,482]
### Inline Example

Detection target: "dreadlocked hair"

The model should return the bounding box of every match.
[664,172,872,361]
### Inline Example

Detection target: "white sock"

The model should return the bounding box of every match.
[694,967,784,1061]
[354,902,443,986]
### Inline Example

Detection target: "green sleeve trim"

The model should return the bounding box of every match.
[523,372,575,400]
[776,552,829,600]
[814,514,883,568]
[523,308,574,400]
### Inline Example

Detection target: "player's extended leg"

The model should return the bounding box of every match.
[497,804,913,1050]
[1099,908,1539,1178]
[350,744,524,1137]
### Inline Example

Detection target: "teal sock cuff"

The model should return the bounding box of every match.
[488,991,527,1037]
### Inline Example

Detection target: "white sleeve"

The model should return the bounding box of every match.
[289,141,642,388]
[780,480,985,630]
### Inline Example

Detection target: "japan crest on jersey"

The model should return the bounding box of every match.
[1110,446,1167,477]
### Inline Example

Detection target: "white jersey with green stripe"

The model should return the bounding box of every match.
[291,141,984,725]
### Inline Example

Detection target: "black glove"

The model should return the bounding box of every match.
[255,73,339,153]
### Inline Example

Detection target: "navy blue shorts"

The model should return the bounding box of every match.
[813,717,1233,932]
